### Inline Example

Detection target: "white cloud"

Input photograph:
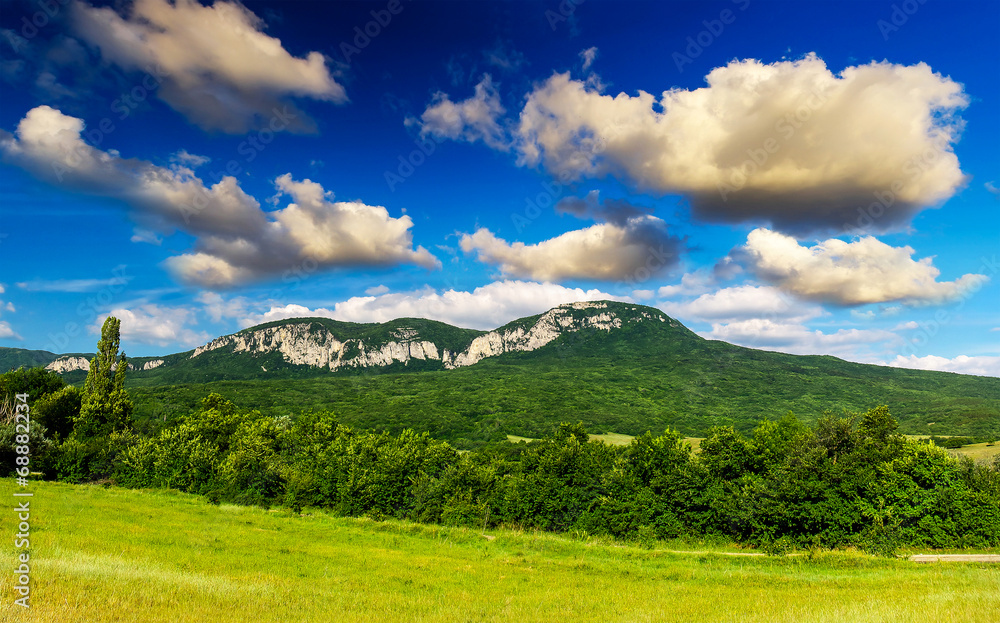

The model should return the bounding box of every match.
[92,304,209,348]
[885,354,1000,378]
[509,54,967,234]
[131,228,163,246]
[0,284,19,340]
[660,285,822,324]
[657,271,716,298]
[0,106,438,288]
[15,272,131,293]
[196,292,250,323]
[236,280,628,330]
[459,215,682,282]
[70,0,346,133]
[485,40,526,72]
[0,322,20,340]
[702,318,901,359]
[365,285,390,296]
[411,74,509,151]
[170,150,210,168]
[579,46,598,70]
[737,228,989,305]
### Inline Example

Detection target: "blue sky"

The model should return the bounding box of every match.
[0,0,997,376]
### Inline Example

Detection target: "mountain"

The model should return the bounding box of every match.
[29,301,684,383]
[6,301,999,445]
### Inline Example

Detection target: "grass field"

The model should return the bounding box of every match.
[2,481,998,622]
[950,442,1000,463]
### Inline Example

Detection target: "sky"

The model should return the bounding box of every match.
[0,0,998,377]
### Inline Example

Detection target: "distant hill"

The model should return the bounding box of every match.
[7,301,999,445]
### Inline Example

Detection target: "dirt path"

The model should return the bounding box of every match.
[909,554,1000,563]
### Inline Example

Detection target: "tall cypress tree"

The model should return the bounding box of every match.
[75,316,133,439]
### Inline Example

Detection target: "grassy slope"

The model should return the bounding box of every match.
[2,481,998,623]
[0,347,59,373]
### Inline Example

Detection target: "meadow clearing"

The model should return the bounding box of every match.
[1,481,998,623]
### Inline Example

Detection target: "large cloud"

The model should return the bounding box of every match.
[426,54,967,234]
[70,0,346,133]
[459,214,683,282]
[221,280,627,330]
[736,228,988,305]
[1,106,438,288]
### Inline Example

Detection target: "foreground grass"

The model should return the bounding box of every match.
[1,481,998,622]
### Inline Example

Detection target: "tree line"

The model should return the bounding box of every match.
[3,318,999,554]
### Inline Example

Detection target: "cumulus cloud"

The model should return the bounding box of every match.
[657,271,716,298]
[70,0,346,133]
[92,304,210,347]
[659,285,822,324]
[579,47,598,70]
[703,318,901,359]
[0,284,19,340]
[885,354,1000,378]
[230,280,627,330]
[411,74,509,151]
[478,54,967,234]
[460,215,683,282]
[0,106,438,289]
[736,228,989,305]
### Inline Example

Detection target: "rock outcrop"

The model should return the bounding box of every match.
[45,356,91,373]
[188,301,671,373]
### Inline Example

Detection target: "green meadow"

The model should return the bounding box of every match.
[2,481,998,623]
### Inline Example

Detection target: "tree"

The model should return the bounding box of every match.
[75,317,133,439]
[32,386,82,440]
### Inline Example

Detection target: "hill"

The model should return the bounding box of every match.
[7,301,999,444]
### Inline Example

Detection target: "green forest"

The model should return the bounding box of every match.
[3,318,999,556]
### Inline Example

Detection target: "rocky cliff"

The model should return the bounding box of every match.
[188,301,674,372]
